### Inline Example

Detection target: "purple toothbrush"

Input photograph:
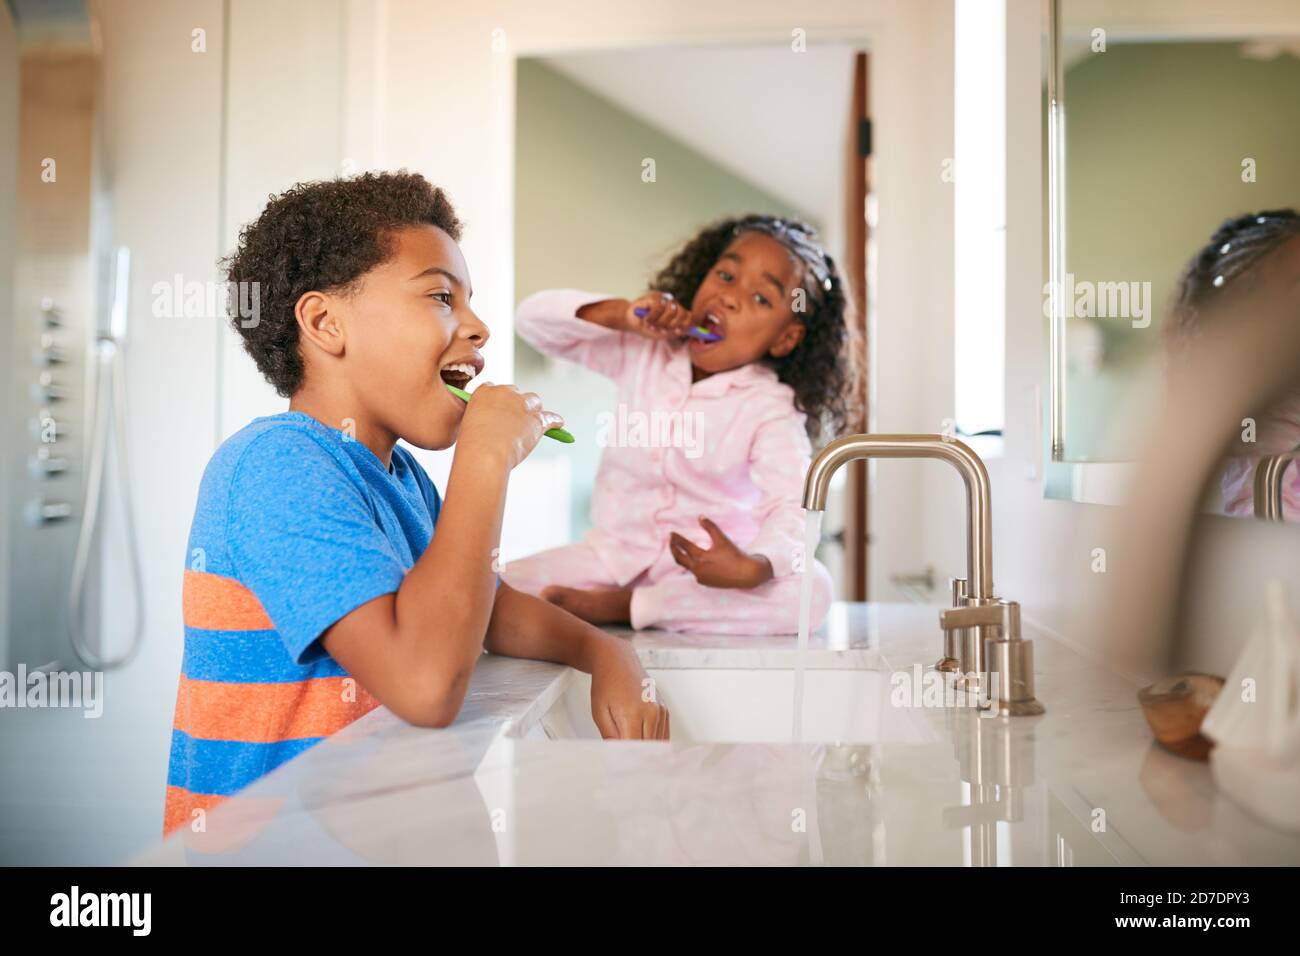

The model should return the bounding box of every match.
[633,306,721,342]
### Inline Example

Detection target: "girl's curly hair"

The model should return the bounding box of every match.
[648,215,864,444]
[1166,209,1300,354]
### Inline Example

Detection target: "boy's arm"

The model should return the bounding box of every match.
[320,383,666,737]
[321,384,549,728]
[484,583,668,739]
[320,443,511,727]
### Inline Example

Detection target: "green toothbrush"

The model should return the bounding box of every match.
[444,382,575,444]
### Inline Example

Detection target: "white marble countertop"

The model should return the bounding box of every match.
[134,602,1300,866]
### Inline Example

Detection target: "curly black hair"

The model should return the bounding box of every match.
[224,170,463,397]
[648,214,864,443]
[1167,209,1300,351]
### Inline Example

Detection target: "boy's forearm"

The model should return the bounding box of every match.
[394,451,509,675]
[483,582,610,673]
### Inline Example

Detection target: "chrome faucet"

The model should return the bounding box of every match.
[802,434,1044,717]
[1252,449,1300,521]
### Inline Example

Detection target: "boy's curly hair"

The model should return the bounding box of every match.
[648,215,864,443]
[224,170,462,397]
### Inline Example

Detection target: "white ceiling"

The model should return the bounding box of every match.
[542,44,859,231]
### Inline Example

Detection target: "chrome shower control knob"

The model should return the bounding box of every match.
[29,414,66,442]
[40,297,64,327]
[29,448,71,478]
[24,498,73,526]
[30,371,68,403]
[33,333,67,364]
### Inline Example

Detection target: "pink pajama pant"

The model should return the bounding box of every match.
[500,539,834,636]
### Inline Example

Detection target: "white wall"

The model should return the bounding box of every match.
[217,0,346,440]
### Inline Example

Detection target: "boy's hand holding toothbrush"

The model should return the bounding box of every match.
[669,516,775,589]
[453,383,565,471]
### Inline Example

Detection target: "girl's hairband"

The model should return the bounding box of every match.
[733,218,835,292]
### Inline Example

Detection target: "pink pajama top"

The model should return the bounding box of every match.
[1219,401,1300,521]
[516,289,814,585]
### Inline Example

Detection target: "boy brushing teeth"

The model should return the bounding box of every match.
[165,172,667,836]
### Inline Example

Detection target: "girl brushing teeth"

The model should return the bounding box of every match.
[504,215,859,634]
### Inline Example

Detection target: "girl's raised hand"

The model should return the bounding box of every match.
[669,517,776,590]
[626,291,696,340]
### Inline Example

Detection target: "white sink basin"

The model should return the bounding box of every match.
[524,667,938,745]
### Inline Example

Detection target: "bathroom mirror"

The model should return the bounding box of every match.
[1043,0,1300,521]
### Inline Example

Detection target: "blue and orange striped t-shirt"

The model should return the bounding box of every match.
[165,411,441,837]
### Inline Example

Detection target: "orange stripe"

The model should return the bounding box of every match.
[164,785,225,837]
[164,785,285,854]
[183,569,273,631]
[172,672,381,743]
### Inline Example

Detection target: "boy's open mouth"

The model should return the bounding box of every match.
[439,356,482,390]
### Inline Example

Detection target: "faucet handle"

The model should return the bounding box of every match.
[939,601,1018,637]
[940,601,1044,717]
[935,578,968,672]
[949,577,968,606]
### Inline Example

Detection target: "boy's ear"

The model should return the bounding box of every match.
[295,290,345,357]
[768,320,806,359]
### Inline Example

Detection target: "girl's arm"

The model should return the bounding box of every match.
[515,289,640,380]
[668,407,813,589]
[515,289,694,380]
[743,409,815,581]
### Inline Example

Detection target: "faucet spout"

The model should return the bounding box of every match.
[802,434,994,600]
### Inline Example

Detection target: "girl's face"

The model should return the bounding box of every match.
[687,231,807,377]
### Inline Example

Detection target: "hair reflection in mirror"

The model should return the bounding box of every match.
[1164,211,1300,521]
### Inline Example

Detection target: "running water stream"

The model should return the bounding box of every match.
[791,509,824,743]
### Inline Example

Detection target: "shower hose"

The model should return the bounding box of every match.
[67,336,145,669]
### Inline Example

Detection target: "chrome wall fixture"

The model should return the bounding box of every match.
[1046,0,1068,462]
[1253,450,1300,522]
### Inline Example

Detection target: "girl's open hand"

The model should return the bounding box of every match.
[625,291,696,340]
[669,516,776,589]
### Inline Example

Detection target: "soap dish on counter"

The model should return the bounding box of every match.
[1137,673,1225,761]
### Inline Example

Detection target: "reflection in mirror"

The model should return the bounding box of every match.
[1043,0,1300,523]
[1176,213,1300,522]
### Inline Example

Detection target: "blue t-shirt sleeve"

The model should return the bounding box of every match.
[398,444,499,590]
[400,445,442,524]
[226,428,408,665]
